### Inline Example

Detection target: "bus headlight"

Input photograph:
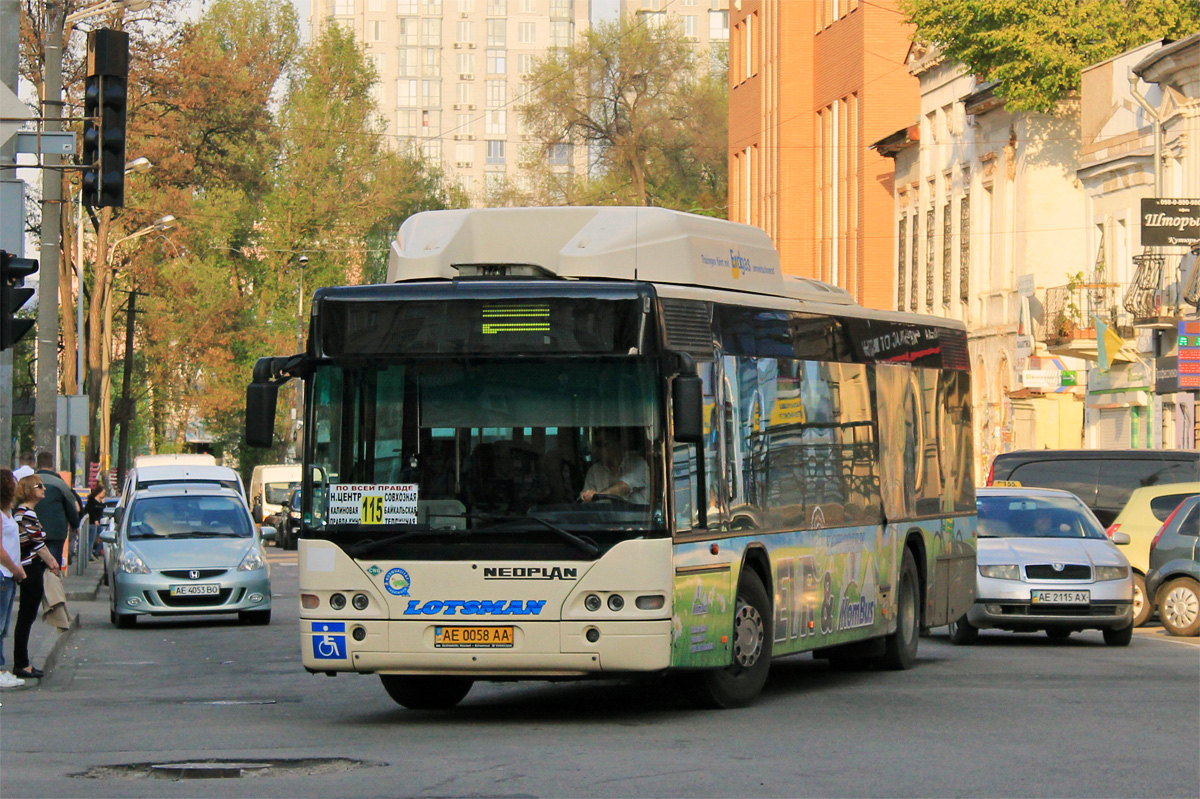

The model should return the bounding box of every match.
[329,593,347,610]
[352,593,370,610]
[584,594,602,612]
[607,594,625,611]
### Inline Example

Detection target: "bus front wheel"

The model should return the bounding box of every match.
[879,548,920,670]
[380,675,474,710]
[690,570,772,709]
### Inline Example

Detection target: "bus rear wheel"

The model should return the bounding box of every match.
[879,548,920,670]
[380,675,474,710]
[690,569,772,709]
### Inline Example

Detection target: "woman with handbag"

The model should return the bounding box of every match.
[11,474,62,681]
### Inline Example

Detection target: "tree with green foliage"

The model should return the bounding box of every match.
[517,17,727,213]
[900,0,1200,112]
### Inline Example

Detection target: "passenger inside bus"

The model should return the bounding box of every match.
[580,427,649,504]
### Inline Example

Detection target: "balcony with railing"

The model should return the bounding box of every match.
[1041,275,1129,353]
[1125,249,1198,328]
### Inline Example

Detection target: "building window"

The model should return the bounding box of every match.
[959,195,971,303]
[457,21,472,43]
[457,53,475,74]
[422,140,441,162]
[487,49,506,74]
[550,20,571,47]
[422,0,442,13]
[333,0,354,15]
[423,47,440,76]
[942,203,952,306]
[456,113,473,135]
[548,142,570,165]
[487,18,506,47]
[520,0,535,12]
[487,0,507,13]
[398,109,418,136]
[422,18,441,45]
[422,80,441,107]
[517,53,536,74]
[486,140,506,164]
[397,0,418,13]
[910,206,919,311]
[397,79,418,106]
[709,9,728,41]
[925,207,935,309]
[484,109,506,135]
[397,17,417,45]
[395,47,416,77]
[518,20,537,43]
[549,0,569,15]
[422,109,441,135]
[897,215,907,311]
[369,20,384,41]
[456,82,473,105]
[683,15,698,38]
[485,80,505,107]
[457,0,474,11]
[455,142,474,165]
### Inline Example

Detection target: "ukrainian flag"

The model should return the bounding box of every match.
[1093,315,1125,371]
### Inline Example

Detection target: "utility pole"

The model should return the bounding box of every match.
[1,0,22,467]
[114,287,143,488]
[36,0,65,460]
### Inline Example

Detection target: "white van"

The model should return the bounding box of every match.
[249,464,301,524]
[120,455,246,513]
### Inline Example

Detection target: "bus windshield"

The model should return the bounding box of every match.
[306,358,666,559]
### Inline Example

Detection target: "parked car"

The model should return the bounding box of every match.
[271,488,302,551]
[1145,495,1200,637]
[1106,482,1200,626]
[987,449,1199,527]
[950,487,1135,646]
[100,484,274,627]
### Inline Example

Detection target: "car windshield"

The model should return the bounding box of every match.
[305,358,665,560]
[977,494,1107,539]
[266,481,299,505]
[128,495,253,539]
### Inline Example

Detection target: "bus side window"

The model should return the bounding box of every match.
[673,442,699,531]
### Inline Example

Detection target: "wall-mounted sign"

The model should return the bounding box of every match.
[1180,320,1200,390]
[1141,198,1200,247]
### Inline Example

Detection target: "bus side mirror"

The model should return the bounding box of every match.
[672,374,703,443]
[245,382,279,449]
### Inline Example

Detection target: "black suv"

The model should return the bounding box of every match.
[988,449,1200,528]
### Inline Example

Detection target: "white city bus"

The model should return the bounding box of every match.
[246,207,976,709]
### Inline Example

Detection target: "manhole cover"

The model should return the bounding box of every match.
[75,757,376,780]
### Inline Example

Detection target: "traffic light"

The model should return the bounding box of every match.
[82,29,129,208]
[1,250,38,351]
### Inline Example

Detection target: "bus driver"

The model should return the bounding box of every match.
[579,428,649,504]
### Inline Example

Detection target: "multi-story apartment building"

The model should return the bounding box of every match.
[727,0,918,309]
[618,0,729,53]
[310,0,590,201]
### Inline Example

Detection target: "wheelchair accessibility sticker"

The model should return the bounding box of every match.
[312,621,348,659]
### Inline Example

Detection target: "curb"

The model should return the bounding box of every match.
[41,611,82,677]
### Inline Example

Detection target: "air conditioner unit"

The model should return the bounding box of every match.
[519,73,532,81]
[468,42,477,49]
[460,12,468,18]
[452,103,464,110]
[453,42,463,49]
[456,161,473,168]
[464,134,475,140]
[459,73,474,80]
[453,134,463,140]
[468,103,477,110]
[687,36,700,43]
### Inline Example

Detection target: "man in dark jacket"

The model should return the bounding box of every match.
[34,451,81,568]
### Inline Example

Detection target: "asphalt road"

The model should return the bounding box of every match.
[2,549,1197,799]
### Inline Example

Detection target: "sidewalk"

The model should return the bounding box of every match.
[6,558,106,690]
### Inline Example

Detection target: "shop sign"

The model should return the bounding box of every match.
[1141,198,1200,247]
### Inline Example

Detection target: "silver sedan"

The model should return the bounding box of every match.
[950,487,1135,645]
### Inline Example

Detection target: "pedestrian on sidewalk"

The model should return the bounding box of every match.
[83,482,107,559]
[33,451,80,569]
[0,470,29,689]
[11,474,62,681]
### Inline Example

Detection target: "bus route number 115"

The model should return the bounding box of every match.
[361,494,385,524]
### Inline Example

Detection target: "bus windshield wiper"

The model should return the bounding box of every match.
[527,516,600,557]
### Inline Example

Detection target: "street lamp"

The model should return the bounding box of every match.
[98,213,176,480]
[65,0,150,26]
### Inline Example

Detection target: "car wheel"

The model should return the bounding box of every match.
[114,613,137,629]
[879,548,920,669]
[1103,624,1134,646]
[239,610,272,625]
[1132,573,1151,627]
[287,527,298,551]
[380,675,474,709]
[948,614,979,645]
[1045,628,1071,641]
[689,569,773,708]
[1157,578,1200,637]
